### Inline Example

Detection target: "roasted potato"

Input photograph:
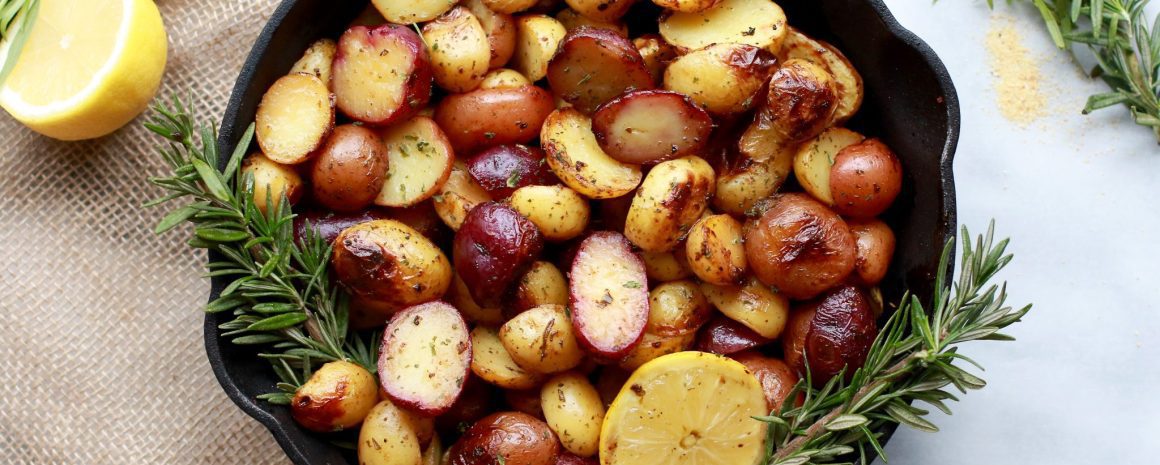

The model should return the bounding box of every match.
[624,156,715,252]
[293,208,388,245]
[663,43,776,115]
[555,8,629,36]
[739,59,838,162]
[480,68,532,89]
[659,0,788,52]
[744,193,856,300]
[255,73,334,165]
[448,412,560,465]
[471,326,546,389]
[569,232,650,359]
[645,280,712,336]
[778,28,864,124]
[241,152,304,215]
[500,304,584,374]
[467,145,558,199]
[783,286,877,385]
[378,302,472,415]
[289,38,336,86]
[793,127,865,205]
[712,155,789,217]
[512,15,567,81]
[563,0,635,21]
[332,219,453,307]
[448,273,506,325]
[333,25,432,126]
[546,28,654,114]
[424,7,492,93]
[731,352,798,412]
[540,372,606,457]
[829,139,903,218]
[849,218,896,286]
[700,278,789,339]
[541,108,643,199]
[591,90,713,165]
[385,201,451,245]
[512,261,570,314]
[311,124,388,212]
[434,84,556,153]
[633,34,679,85]
[685,214,747,285]
[484,0,541,14]
[454,202,546,306]
[434,161,494,231]
[359,399,423,465]
[693,314,773,355]
[291,360,378,432]
[464,0,519,69]
[617,332,695,370]
[640,248,692,283]
[372,0,456,23]
[509,185,591,242]
[376,116,455,208]
[653,0,721,13]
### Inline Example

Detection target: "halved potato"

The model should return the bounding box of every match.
[371,0,456,23]
[569,232,650,359]
[464,0,519,69]
[378,302,472,416]
[359,399,422,465]
[793,127,865,205]
[509,184,591,242]
[663,43,775,115]
[659,0,788,53]
[480,68,531,90]
[701,278,789,339]
[470,326,546,389]
[779,28,864,124]
[376,116,455,208]
[739,59,838,162]
[547,28,654,114]
[685,214,747,285]
[555,8,629,36]
[332,220,452,307]
[512,261,570,313]
[433,161,493,231]
[653,0,721,13]
[633,34,679,85]
[512,15,567,81]
[424,7,492,93]
[624,156,716,252]
[333,25,432,126]
[500,304,585,374]
[241,152,304,215]
[541,108,643,199]
[484,0,541,14]
[255,73,334,165]
[289,39,336,86]
[591,90,713,165]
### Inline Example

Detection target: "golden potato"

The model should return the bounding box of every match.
[663,43,775,115]
[647,280,712,336]
[483,0,541,14]
[424,7,491,93]
[255,73,334,165]
[541,108,643,199]
[512,261,569,314]
[633,34,679,85]
[712,155,789,217]
[291,360,378,433]
[701,278,789,339]
[564,0,634,21]
[685,214,748,285]
[289,38,336,86]
[793,127,865,206]
[624,156,715,252]
[555,8,629,36]
[241,152,303,215]
[778,28,864,124]
[653,0,721,13]
[618,332,695,370]
[479,68,532,90]
[540,372,606,457]
[470,326,546,389]
[739,59,838,162]
[509,184,591,242]
[359,399,422,465]
[640,249,693,283]
[433,161,493,231]
[659,0,788,52]
[331,219,452,307]
[372,0,455,23]
[375,116,455,208]
[500,304,585,374]
[447,273,505,326]
[512,14,567,81]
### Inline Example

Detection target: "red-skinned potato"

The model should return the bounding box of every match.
[467,145,558,199]
[436,376,498,433]
[744,193,856,300]
[694,315,773,355]
[793,127,865,206]
[731,352,798,412]
[505,388,545,418]
[569,232,650,359]
[591,90,713,165]
[241,152,304,215]
[423,7,492,93]
[829,139,903,218]
[663,43,776,115]
[541,108,643,199]
[849,218,896,286]
[547,28,654,114]
[378,302,472,416]
[646,280,712,336]
[783,286,877,386]
[739,59,838,162]
[332,219,452,307]
[291,360,378,432]
[464,0,519,69]
[556,452,599,465]
[633,34,679,85]
[333,25,432,126]
[453,202,546,306]
[255,73,334,165]
[555,8,629,36]
[311,124,388,212]
[448,412,560,465]
[293,208,387,245]
[376,116,455,208]
[434,85,556,154]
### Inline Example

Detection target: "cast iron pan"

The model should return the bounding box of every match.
[209,1,960,463]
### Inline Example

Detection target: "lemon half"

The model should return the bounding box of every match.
[0,0,167,140]
[600,351,769,465]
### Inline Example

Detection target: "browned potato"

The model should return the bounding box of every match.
[509,185,591,242]
[617,332,695,370]
[447,412,560,465]
[743,193,856,300]
[434,85,556,153]
[512,261,570,314]
[541,108,643,199]
[333,25,432,126]
[424,7,492,93]
[738,59,838,162]
[829,139,903,218]
[555,8,629,36]
[501,304,585,373]
[291,360,378,432]
[653,0,721,13]
[663,43,776,115]
[379,302,472,415]
[712,154,789,217]
[480,68,532,89]
[468,145,559,199]
[512,15,567,81]
[376,116,455,207]
[448,273,506,325]
[640,249,692,283]
[624,156,715,252]
[464,0,519,69]
[659,0,788,52]
[783,286,877,385]
[255,73,334,165]
[701,278,789,339]
[434,161,494,231]
[372,0,457,23]
[484,0,541,14]
[591,90,713,165]
[454,202,546,306]
[547,28,654,114]
[793,127,865,206]
[311,124,388,212]
[471,326,546,389]
[849,218,896,286]
[241,152,303,215]
[778,28,864,124]
[563,0,635,21]
[633,34,679,85]
[731,351,798,412]
[646,280,712,336]
[694,314,773,355]
[359,399,422,465]
[289,39,336,86]
[332,219,453,307]
[539,371,606,456]
[685,214,747,285]
[505,388,545,418]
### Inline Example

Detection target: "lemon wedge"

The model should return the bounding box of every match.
[600,351,768,465]
[0,0,167,140]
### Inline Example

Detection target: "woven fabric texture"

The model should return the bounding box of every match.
[0,0,292,463]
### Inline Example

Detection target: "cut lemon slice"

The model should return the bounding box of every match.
[0,0,167,140]
[600,351,768,465]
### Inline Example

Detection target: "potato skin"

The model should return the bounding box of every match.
[743,193,856,300]
[624,156,716,252]
[509,185,591,242]
[463,0,518,69]
[500,304,585,374]
[468,145,558,199]
[829,139,903,218]
[424,6,492,93]
[332,219,452,306]
[849,218,895,286]
[310,124,389,212]
[434,85,556,153]
[546,28,654,114]
[291,360,378,432]
[663,43,776,115]
[591,90,713,165]
[453,202,546,306]
[739,59,838,161]
[359,399,422,465]
[539,372,606,457]
[732,352,798,412]
[448,412,560,465]
[646,280,712,336]
[241,153,304,215]
[555,452,599,465]
[685,214,747,285]
[694,315,773,355]
[511,261,570,314]
[783,286,877,386]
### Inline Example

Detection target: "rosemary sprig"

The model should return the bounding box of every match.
[144,96,376,405]
[760,223,1030,465]
[0,0,40,84]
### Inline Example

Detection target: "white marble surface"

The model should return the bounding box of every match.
[871,1,1160,464]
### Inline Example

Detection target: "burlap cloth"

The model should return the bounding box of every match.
[0,1,296,463]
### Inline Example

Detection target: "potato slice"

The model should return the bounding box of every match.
[378,302,471,416]
[509,184,591,242]
[424,7,491,93]
[289,39,336,86]
[333,25,432,126]
[555,8,629,36]
[659,0,788,52]
[712,155,789,217]
[433,161,493,231]
[513,14,567,81]
[464,0,518,69]
[541,108,643,199]
[547,28,654,114]
[591,90,713,165]
[359,399,422,465]
[685,214,748,285]
[371,0,456,23]
[254,73,333,165]
[241,152,304,215]
[793,127,865,205]
[624,156,715,252]
[375,116,455,207]
[653,0,721,13]
[663,43,775,115]
[500,304,585,374]
[569,232,650,359]
[701,278,789,339]
[471,326,546,389]
[779,28,864,124]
